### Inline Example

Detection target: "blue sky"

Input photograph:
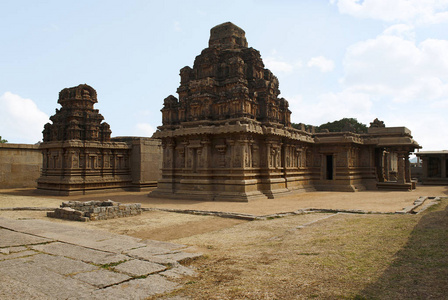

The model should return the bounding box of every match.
[1,0,448,151]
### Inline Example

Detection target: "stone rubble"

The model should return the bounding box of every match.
[47,200,142,221]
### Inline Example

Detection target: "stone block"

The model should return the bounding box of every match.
[0,228,53,248]
[159,263,197,279]
[31,253,99,275]
[72,269,131,288]
[112,259,166,277]
[88,274,178,299]
[31,242,129,265]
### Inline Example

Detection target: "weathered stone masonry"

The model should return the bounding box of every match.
[0,143,41,188]
[37,84,161,195]
[150,22,420,201]
[47,200,142,221]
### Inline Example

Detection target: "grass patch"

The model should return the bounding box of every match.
[99,260,128,269]
[171,199,448,299]
[357,198,448,299]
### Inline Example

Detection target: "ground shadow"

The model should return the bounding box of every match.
[357,200,448,299]
[441,186,448,195]
[0,188,40,197]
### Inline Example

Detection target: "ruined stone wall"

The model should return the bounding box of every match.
[0,144,42,188]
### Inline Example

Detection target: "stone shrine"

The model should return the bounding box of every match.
[416,150,448,185]
[37,84,161,195]
[150,22,420,201]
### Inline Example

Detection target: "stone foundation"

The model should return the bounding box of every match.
[47,200,141,221]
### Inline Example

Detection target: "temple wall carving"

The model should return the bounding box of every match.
[33,22,420,198]
[150,22,420,200]
[37,85,161,195]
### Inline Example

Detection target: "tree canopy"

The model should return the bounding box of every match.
[292,118,368,134]
[318,118,368,133]
[0,136,7,143]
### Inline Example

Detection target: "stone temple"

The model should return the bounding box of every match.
[149,22,420,201]
[37,84,161,195]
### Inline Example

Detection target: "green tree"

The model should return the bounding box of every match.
[0,136,7,143]
[318,118,367,133]
[291,123,315,131]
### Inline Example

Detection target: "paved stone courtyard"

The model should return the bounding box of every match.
[0,217,201,299]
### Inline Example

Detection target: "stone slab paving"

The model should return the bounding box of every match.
[72,269,131,288]
[0,217,147,253]
[113,259,167,277]
[0,217,202,299]
[31,242,130,265]
[0,259,96,298]
[0,246,27,254]
[0,228,53,247]
[31,253,99,275]
[77,274,180,300]
[0,274,50,300]
[159,263,197,279]
[0,249,37,261]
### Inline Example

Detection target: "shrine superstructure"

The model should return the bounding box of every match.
[37,84,160,195]
[150,22,420,201]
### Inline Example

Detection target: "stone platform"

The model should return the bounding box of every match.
[0,217,201,299]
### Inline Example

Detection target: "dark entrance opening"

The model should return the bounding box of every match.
[326,155,334,180]
[446,159,448,178]
[428,157,441,178]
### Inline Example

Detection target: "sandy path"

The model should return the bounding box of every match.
[1,185,447,214]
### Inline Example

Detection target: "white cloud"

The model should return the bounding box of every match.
[341,26,448,103]
[324,24,448,150]
[263,56,302,74]
[135,123,156,137]
[0,92,49,144]
[382,24,415,40]
[383,110,448,151]
[307,56,335,72]
[287,90,374,126]
[332,0,448,24]
[173,21,182,32]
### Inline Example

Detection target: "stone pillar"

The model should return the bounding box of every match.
[228,139,235,168]
[376,149,385,182]
[384,151,390,181]
[168,141,175,170]
[266,143,272,168]
[397,152,406,184]
[251,144,259,168]
[405,153,411,183]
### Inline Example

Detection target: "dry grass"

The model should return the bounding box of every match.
[166,200,448,299]
[1,189,446,299]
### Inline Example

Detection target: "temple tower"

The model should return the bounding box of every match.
[150,22,314,201]
[37,84,132,195]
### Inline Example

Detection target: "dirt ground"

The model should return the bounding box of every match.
[2,185,447,214]
[0,185,447,241]
[1,186,447,299]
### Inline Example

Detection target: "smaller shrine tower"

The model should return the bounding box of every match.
[37,84,132,195]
